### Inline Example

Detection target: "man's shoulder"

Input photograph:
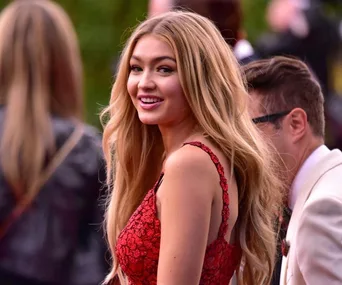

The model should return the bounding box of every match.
[312,163,342,195]
[314,148,342,187]
[310,147,342,180]
[308,160,342,204]
[328,148,342,159]
[298,148,342,208]
[320,147,342,165]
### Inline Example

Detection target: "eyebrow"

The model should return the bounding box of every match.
[130,55,176,63]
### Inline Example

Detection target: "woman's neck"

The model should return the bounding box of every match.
[159,118,200,157]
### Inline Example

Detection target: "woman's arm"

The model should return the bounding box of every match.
[157,146,217,285]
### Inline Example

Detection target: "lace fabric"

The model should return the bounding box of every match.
[115,141,242,284]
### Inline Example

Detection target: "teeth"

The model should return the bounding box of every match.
[141,97,161,103]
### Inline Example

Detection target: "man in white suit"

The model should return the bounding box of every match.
[244,56,342,285]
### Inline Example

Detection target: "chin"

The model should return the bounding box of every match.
[138,115,160,125]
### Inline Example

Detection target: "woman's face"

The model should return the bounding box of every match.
[127,35,191,127]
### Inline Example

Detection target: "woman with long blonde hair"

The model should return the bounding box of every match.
[102,11,283,285]
[0,1,107,285]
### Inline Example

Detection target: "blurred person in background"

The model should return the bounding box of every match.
[245,56,342,285]
[258,0,340,95]
[0,1,108,285]
[257,0,342,151]
[148,0,258,64]
[148,0,173,16]
[102,10,283,285]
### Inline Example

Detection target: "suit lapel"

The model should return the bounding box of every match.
[281,149,342,284]
[286,149,342,241]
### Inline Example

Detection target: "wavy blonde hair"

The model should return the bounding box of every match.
[102,11,283,285]
[0,0,83,203]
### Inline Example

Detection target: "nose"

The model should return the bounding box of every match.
[138,70,156,90]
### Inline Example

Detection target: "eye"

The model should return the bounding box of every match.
[157,66,173,74]
[130,65,142,72]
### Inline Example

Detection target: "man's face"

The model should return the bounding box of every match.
[248,92,294,177]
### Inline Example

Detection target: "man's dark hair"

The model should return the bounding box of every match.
[243,56,325,138]
[175,0,242,47]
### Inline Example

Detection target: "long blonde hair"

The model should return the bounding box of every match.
[0,0,83,203]
[102,11,283,285]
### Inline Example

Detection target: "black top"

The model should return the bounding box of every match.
[0,107,108,285]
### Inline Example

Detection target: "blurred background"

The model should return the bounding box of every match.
[0,0,275,128]
[0,2,342,283]
[0,0,341,133]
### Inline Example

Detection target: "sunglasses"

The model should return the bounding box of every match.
[252,110,291,124]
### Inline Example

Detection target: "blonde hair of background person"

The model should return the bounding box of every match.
[0,0,83,204]
[0,1,109,285]
[102,11,283,285]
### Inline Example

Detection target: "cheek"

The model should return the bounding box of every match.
[174,83,185,100]
[172,89,189,114]
[259,125,276,140]
[161,75,183,94]
[166,80,186,105]
[127,76,137,98]
[272,130,289,155]
[260,126,283,151]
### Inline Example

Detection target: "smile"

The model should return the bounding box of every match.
[140,97,163,104]
[138,96,164,110]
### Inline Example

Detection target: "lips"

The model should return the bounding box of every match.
[137,95,163,110]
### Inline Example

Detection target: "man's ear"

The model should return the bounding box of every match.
[287,108,307,143]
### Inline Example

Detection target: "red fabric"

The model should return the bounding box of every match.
[115,141,242,284]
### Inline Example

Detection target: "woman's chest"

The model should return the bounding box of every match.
[115,190,161,280]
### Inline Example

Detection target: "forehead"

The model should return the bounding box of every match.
[131,35,175,59]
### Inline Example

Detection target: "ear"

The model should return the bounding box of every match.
[287,108,307,143]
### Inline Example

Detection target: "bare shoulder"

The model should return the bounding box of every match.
[157,144,220,203]
[164,143,218,181]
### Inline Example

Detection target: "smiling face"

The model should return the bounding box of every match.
[127,35,191,126]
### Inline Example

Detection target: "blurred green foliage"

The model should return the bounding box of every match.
[57,0,150,127]
[0,0,268,128]
[242,0,268,43]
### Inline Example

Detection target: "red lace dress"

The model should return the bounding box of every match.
[115,142,242,284]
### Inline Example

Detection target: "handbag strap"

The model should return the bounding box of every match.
[0,124,84,240]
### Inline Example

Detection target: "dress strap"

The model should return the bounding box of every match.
[183,141,230,238]
[153,172,164,193]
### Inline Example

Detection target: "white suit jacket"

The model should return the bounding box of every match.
[280,148,342,285]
